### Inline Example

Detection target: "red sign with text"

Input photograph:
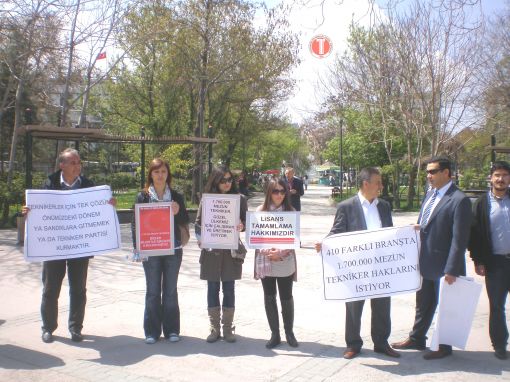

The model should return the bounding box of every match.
[136,203,174,255]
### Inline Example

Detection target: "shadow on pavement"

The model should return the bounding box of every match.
[67,335,340,366]
[0,344,65,369]
[364,350,510,376]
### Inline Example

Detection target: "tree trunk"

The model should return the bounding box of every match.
[193,0,212,204]
[60,0,81,129]
[407,165,417,209]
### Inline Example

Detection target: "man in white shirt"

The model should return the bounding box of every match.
[316,167,400,359]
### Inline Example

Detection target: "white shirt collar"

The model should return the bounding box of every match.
[358,191,379,206]
[60,172,81,188]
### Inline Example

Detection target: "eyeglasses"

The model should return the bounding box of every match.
[426,169,442,175]
[271,189,286,195]
[219,177,233,184]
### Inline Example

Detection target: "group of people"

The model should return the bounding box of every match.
[31,149,509,363]
[315,157,509,361]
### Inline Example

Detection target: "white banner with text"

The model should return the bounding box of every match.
[24,186,121,262]
[246,211,300,249]
[321,225,421,301]
[200,193,240,250]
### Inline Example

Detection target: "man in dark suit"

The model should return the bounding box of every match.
[469,161,510,360]
[24,148,115,344]
[315,167,400,359]
[284,167,304,211]
[392,156,472,359]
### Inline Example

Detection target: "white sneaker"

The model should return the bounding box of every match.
[169,333,180,342]
[145,336,156,344]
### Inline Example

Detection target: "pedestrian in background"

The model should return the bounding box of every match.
[284,167,304,212]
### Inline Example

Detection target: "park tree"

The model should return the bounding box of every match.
[0,0,65,223]
[93,0,299,202]
[323,0,486,208]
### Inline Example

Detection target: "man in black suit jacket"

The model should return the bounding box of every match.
[316,167,400,359]
[284,167,304,211]
[392,156,472,360]
[469,161,510,360]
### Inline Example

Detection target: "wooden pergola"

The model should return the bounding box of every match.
[488,146,510,154]
[19,125,217,189]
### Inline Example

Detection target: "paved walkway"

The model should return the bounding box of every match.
[0,185,508,381]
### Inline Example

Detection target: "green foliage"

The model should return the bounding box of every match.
[89,173,138,191]
[248,125,310,173]
[89,0,300,182]
[160,144,194,179]
[458,168,488,190]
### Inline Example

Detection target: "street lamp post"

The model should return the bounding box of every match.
[140,126,145,189]
[208,124,213,175]
[339,119,343,199]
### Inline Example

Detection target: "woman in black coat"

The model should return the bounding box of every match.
[131,158,189,344]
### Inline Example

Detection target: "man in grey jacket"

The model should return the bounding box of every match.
[316,167,400,359]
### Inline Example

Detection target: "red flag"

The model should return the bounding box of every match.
[96,52,106,60]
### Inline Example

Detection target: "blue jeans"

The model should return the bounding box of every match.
[207,280,235,308]
[485,257,510,350]
[143,253,182,339]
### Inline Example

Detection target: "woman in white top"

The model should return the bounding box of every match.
[254,177,298,349]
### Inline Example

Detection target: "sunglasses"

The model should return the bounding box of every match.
[219,177,233,184]
[271,189,286,195]
[426,169,442,175]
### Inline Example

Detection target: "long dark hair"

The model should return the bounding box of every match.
[262,177,293,211]
[144,158,172,192]
[204,165,238,194]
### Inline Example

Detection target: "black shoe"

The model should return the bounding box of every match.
[42,331,53,343]
[423,348,452,360]
[495,348,508,360]
[285,332,299,348]
[265,333,281,349]
[70,331,83,342]
[374,344,401,358]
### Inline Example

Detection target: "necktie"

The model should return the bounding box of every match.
[420,189,439,226]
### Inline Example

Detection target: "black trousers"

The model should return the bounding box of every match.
[485,257,510,351]
[261,275,293,301]
[41,258,89,333]
[345,297,391,350]
[409,278,452,351]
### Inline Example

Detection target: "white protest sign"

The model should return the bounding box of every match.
[246,211,300,249]
[200,193,240,250]
[24,186,121,262]
[321,225,421,301]
[429,276,482,351]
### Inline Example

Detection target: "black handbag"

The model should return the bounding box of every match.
[231,239,247,260]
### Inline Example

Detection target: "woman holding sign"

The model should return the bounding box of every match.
[195,166,247,343]
[255,178,298,349]
[131,158,189,344]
